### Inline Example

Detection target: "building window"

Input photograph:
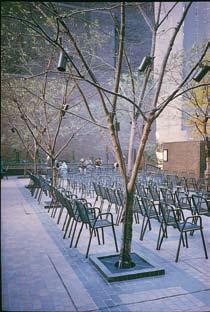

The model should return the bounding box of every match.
[163,149,168,162]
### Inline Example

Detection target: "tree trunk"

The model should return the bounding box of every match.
[204,120,209,189]
[117,188,135,268]
[117,119,153,269]
[51,158,57,188]
[33,144,38,175]
[127,119,137,176]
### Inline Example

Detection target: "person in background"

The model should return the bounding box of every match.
[95,157,102,169]
[78,158,87,174]
[86,158,93,171]
[59,161,68,186]
[113,161,119,171]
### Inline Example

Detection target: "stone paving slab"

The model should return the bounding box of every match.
[1,177,210,312]
[1,178,97,312]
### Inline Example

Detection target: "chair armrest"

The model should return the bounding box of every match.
[78,198,92,206]
[95,212,114,223]
[184,215,202,227]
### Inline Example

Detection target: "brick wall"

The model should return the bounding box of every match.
[162,141,207,178]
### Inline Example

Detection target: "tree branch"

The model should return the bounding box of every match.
[155,42,209,118]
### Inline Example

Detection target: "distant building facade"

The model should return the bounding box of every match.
[154,2,210,177]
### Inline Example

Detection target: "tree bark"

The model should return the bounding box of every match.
[117,189,135,268]
[127,118,137,176]
[51,158,57,188]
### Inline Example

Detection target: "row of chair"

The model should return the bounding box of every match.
[27,172,208,262]
[27,173,119,258]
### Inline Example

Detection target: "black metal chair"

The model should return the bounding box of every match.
[73,199,118,258]
[160,187,175,206]
[174,190,193,214]
[171,206,208,262]
[192,194,209,215]
[156,202,180,250]
[105,187,122,223]
[138,196,160,240]
[156,202,208,262]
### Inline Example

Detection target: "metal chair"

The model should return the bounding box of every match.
[139,196,160,240]
[156,203,208,262]
[73,199,119,258]
[171,206,208,262]
[192,194,209,215]
[156,202,180,250]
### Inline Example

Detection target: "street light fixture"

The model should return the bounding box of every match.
[61,104,69,116]
[193,64,210,82]
[57,50,68,72]
[138,56,153,73]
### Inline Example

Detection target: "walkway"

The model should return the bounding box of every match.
[1,177,210,311]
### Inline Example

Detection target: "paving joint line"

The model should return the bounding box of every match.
[98,288,210,311]
[186,260,210,275]
[47,254,79,312]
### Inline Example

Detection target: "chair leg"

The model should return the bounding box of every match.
[96,228,101,245]
[68,219,75,238]
[100,199,104,212]
[38,190,43,203]
[70,220,79,248]
[140,216,146,241]
[200,229,208,259]
[112,225,119,252]
[63,216,71,239]
[176,232,183,262]
[157,223,164,250]
[184,232,188,248]
[106,203,111,214]
[34,188,40,199]
[57,206,64,224]
[116,207,124,225]
[101,228,105,244]
[62,212,69,231]
[93,195,98,207]
[86,228,94,258]
[74,223,84,248]
[158,223,167,250]
[148,218,152,231]
[140,217,150,241]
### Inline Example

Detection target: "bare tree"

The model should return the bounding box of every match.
[2,2,209,268]
[2,64,88,186]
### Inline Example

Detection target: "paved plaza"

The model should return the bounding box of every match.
[1,177,210,311]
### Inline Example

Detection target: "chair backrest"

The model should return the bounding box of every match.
[174,190,191,209]
[159,201,179,225]
[192,194,208,214]
[148,185,160,201]
[106,188,119,205]
[135,183,147,197]
[62,196,78,219]
[160,188,175,205]
[140,196,159,219]
[116,189,125,207]
[97,184,108,200]
[133,195,143,214]
[92,182,101,197]
[74,199,92,224]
